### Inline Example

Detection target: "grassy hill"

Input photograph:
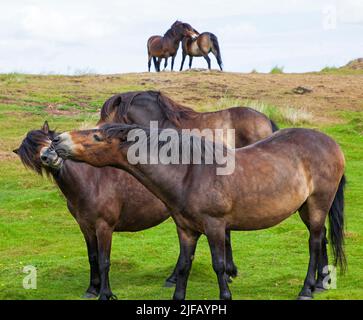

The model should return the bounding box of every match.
[0,70,362,299]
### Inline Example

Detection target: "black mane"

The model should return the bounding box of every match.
[17,129,56,176]
[100,123,229,163]
[99,91,197,127]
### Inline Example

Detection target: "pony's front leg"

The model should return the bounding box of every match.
[96,222,116,300]
[180,53,186,71]
[164,253,180,287]
[173,227,200,300]
[188,56,193,69]
[164,57,168,71]
[82,231,100,298]
[166,225,200,287]
[206,220,231,300]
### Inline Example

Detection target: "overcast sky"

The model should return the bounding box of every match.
[0,0,362,74]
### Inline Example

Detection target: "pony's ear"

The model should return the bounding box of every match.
[42,121,50,134]
[13,148,19,154]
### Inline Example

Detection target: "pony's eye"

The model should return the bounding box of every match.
[93,134,103,142]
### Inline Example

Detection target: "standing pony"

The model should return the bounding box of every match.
[147,21,198,72]
[97,90,279,281]
[180,32,223,71]
[97,90,279,148]
[52,125,346,300]
[13,122,178,299]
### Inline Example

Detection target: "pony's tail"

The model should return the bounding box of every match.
[270,119,279,132]
[209,33,223,70]
[328,174,347,273]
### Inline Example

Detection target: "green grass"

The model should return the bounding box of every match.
[270,65,284,74]
[203,97,313,125]
[320,66,363,75]
[0,74,362,300]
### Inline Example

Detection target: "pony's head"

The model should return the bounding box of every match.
[13,121,63,175]
[51,124,139,169]
[170,21,198,39]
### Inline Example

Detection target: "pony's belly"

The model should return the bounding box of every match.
[228,188,308,231]
[228,208,299,231]
[114,210,170,232]
[190,42,202,56]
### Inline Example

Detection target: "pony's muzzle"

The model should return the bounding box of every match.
[40,147,63,169]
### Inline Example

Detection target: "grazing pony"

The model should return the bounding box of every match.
[14,122,179,300]
[52,124,346,300]
[147,21,198,72]
[97,90,279,148]
[180,32,223,71]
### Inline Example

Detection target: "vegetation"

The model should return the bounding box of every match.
[270,65,284,74]
[0,72,362,300]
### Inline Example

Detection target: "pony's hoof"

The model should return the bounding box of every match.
[297,295,313,300]
[82,292,98,299]
[313,287,326,294]
[164,280,176,288]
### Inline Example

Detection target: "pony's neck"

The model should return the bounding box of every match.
[122,161,189,211]
[50,161,80,202]
[164,28,183,43]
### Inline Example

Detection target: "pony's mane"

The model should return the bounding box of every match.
[99,91,198,126]
[164,21,183,38]
[101,123,231,164]
[17,130,57,176]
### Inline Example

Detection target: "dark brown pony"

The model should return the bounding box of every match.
[180,32,223,71]
[147,21,198,72]
[52,125,346,300]
[13,122,174,300]
[97,90,279,148]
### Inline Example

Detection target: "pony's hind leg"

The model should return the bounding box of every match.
[203,55,211,70]
[315,227,330,292]
[298,201,328,300]
[164,57,168,71]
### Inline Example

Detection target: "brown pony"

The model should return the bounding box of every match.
[180,32,223,71]
[13,122,174,300]
[97,90,279,148]
[97,90,279,281]
[52,124,346,300]
[147,21,198,72]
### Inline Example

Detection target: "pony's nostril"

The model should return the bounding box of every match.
[40,155,48,162]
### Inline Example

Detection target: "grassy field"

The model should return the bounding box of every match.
[0,70,362,300]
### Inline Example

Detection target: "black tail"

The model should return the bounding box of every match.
[209,33,223,70]
[270,119,279,132]
[329,175,347,272]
